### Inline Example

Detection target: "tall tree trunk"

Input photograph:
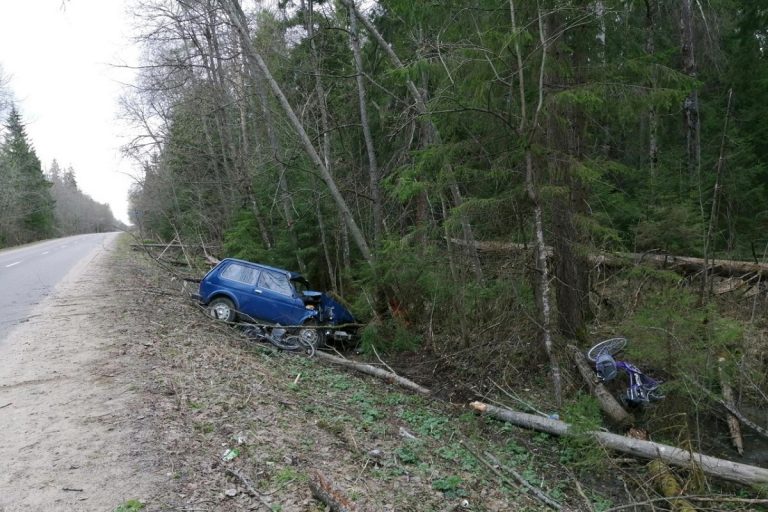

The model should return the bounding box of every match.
[680,0,701,181]
[546,9,591,340]
[701,89,733,302]
[645,0,659,183]
[220,0,372,263]
[347,0,383,246]
[511,0,562,406]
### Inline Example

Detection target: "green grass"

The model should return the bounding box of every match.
[113,500,144,512]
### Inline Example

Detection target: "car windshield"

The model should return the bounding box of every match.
[291,278,312,294]
[259,271,294,296]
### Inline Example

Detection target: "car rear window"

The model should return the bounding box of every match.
[258,270,293,296]
[220,262,260,285]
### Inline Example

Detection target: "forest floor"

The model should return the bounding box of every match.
[1,234,763,511]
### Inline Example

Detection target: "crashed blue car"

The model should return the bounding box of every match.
[196,258,357,343]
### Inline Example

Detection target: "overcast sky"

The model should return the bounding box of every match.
[0,0,139,224]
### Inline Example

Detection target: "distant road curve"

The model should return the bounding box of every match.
[0,232,119,343]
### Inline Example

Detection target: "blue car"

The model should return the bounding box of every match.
[196,258,357,342]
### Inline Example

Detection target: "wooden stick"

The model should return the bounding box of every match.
[469,401,768,486]
[308,471,358,512]
[225,468,272,511]
[315,351,430,395]
[718,357,744,455]
[686,376,768,440]
[568,345,634,426]
[459,440,561,510]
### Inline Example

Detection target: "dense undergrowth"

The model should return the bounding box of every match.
[129,231,768,510]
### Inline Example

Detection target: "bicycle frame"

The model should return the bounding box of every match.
[597,356,663,405]
[616,361,661,404]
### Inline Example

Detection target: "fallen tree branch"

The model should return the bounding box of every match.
[308,471,358,512]
[686,376,768,441]
[568,345,634,426]
[718,357,744,455]
[469,401,768,486]
[315,351,430,395]
[225,468,272,511]
[459,440,561,510]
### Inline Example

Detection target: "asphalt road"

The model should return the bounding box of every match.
[0,232,118,343]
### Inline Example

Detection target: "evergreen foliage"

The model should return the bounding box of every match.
[0,101,118,247]
[124,0,768,408]
[0,107,55,245]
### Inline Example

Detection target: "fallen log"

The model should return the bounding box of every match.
[315,352,430,395]
[568,345,634,426]
[647,460,697,512]
[718,357,744,455]
[469,401,768,487]
[449,238,768,278]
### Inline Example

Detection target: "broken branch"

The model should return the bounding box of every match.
[568,344,634,426]
[314,351,430,395]
[309,471,358,512]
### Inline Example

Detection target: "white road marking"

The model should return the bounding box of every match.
[5,261,21,268]
[41,251,49,255]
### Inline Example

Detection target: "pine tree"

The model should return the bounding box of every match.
[0,107,55,243]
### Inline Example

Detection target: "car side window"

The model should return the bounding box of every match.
[258,271,294,296]
[220,263,260,285]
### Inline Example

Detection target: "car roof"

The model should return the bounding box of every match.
[219,258,305,281]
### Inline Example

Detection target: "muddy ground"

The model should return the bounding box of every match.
[1,235,764,511]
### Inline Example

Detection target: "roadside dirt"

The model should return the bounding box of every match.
[0,234,159,511]
[7,234,732,511]
[1,235,558,511]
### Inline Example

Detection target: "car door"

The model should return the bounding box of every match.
[251,269,306,325]
[216,262,262,319]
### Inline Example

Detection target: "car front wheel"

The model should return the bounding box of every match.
[209,297,237,322]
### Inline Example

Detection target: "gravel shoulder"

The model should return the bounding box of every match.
[0,233,160,511]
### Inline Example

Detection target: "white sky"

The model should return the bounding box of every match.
[0,0,139,224]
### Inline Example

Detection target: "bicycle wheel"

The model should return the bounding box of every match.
[267,329,303,351]
[587,337,627,362]
[647,387,665,402]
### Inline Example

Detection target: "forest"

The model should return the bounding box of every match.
[124,0,768,497]
[0,96,119,246]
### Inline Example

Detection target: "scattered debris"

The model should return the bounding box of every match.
[221,448,239,461]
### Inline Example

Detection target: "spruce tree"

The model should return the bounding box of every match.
[0,107,55,243]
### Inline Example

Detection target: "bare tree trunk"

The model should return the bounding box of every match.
[701,89,733,302]
[347,0,383,245]
[680,0,701,180]
[645,0,659,183]
[718,356,744,455]
[511,0,562,406]
[302,0,331,172]
[220,0,372,262]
